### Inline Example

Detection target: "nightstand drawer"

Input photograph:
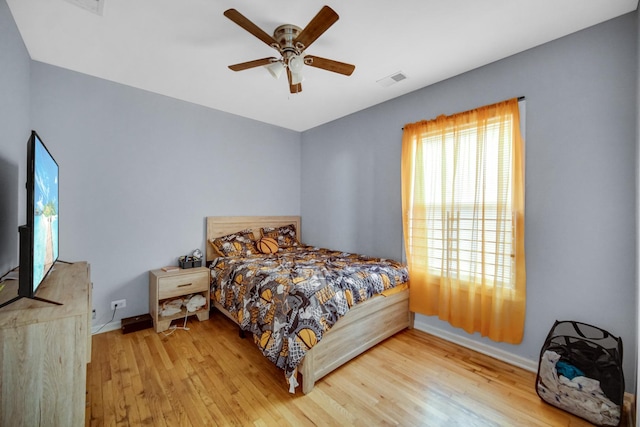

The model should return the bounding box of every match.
[157,271,208,299]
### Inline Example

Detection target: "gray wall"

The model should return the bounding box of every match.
[0,0,29,275]
[302,13,638,391]
[0,0,302,323]
[27,62,301,323]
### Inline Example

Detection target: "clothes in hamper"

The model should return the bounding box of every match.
[537,350,620,426]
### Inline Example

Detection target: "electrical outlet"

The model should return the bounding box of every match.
[92,309,96,319]
[111,299,126,310]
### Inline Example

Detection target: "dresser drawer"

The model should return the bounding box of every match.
[157,270,208,300]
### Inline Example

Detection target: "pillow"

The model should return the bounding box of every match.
[260,224,300,248]
[256,237,278,254]
[209,229,257,257]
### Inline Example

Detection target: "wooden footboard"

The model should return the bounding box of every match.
[298,287,412,393]
[212,287,412,394]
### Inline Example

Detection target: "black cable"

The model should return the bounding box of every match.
[94,305,118,334]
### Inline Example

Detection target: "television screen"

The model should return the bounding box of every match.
[30,132,59,293]
[0,131,61,310]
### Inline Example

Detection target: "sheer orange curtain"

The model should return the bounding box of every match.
[401,98,526,343]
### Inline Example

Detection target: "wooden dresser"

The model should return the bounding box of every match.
[0,261,92,427]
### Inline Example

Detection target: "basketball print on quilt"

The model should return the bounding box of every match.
[210,229,257,257]
[261,224,300,248]
[256,237,278,254]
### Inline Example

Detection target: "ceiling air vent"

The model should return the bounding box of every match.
[376,71,408,87]
[63,0,105,16]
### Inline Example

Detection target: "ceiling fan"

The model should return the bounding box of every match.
[224,6,355,94]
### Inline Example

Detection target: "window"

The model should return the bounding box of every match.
[401,98,526,343]
[411,116,515,288]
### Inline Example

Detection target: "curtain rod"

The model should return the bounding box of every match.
[402,96,526,130]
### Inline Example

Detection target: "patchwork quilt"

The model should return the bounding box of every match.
[209,245,409,388]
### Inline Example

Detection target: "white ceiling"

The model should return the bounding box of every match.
[6,0,638,132]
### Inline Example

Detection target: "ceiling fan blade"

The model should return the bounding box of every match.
[224,9,279,49]
[294,6,339,51]
[228,57,277,72]
[304,55,355,76]
[287,69,302,94]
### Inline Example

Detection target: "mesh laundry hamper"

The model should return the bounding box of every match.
[535,320,624,426]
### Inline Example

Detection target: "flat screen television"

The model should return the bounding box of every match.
[0,131,62,308]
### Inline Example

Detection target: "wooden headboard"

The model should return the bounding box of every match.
[206,216,301,263]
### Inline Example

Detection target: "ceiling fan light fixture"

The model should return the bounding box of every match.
[266,61,284,79]
[288,54,305,74]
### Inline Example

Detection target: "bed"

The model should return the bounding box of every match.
[206,215,413,394]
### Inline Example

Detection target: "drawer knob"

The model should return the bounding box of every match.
[178,283,192,288]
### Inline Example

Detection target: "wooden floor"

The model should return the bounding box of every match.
[86,310,631,426]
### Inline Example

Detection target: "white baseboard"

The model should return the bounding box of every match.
[413,317,539,373]
[91,320,121,335]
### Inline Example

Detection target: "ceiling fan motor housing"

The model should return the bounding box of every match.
[273,24,306,75]
[273,24,303,55]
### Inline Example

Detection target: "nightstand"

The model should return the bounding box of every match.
[149,267,210,332]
